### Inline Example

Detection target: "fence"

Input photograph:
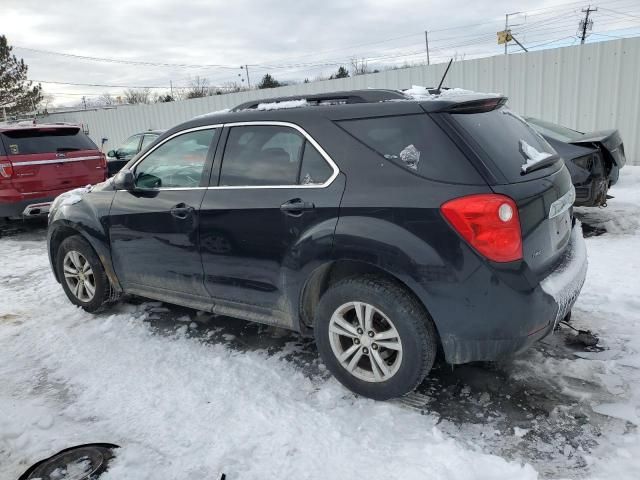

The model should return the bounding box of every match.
[43,37,640,165]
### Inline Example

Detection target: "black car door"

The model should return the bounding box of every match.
[109,126,220,301]
[199,122,345,327]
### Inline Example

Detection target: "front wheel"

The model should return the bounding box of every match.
[314,276,437,400]
[56,236,115,313]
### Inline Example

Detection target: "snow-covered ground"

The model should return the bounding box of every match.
[1,167,639,480]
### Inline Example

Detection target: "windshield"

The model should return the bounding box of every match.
[524,117,585,142]
[452,107,561,183]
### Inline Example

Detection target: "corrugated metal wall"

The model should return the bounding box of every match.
[43,38,640,164]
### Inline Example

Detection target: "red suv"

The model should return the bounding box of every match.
[0,124,106,219]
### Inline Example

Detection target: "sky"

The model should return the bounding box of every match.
[2,0,640,107]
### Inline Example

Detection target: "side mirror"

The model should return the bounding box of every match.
[107,150,116,158]
[113,169,135,191]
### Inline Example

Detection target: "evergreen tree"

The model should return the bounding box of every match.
[0,35,42,116]
[257,73,281,89]
[330,66,350,79]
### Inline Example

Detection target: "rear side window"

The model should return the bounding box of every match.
[337,114,482,184]
[300,142,333,185]
[1,128,97,155]
[219,125,334,187]
[453,108,561,183]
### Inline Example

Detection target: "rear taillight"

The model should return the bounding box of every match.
[0,161,14,179]
[99,153,107,169]
[441,194,523,263]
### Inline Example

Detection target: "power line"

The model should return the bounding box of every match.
[600,6,640,20]
[13,46,241,69]
[33,80,187,89]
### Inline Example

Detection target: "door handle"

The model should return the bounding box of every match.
[170,203,194,219]
[280,198,315,216]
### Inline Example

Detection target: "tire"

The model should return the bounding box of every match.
[314,275,437,400]
[56,235,115,313]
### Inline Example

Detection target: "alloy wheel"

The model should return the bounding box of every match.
[328,301,403,382]
[63,250,96,302]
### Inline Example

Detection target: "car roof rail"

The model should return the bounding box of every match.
[231,89,408,111]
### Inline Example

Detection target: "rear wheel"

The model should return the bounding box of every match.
[56,236,115,313]
[314,276,437,400]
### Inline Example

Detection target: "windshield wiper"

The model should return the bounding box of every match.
[56,147,82,152]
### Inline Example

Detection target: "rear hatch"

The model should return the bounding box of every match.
[0,126,105,194]
[447,106,574,276]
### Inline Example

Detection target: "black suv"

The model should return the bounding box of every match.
[47,89,587,400]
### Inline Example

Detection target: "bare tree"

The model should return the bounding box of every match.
[124,88,151,104]
[186,76,213,99]
[39,93,55,113]
[97,92,116,106]
[222,81,242,93]
[350,58,370,76]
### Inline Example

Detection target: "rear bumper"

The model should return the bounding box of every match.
[435,224,588,364]
[0,196,55,218]
[0,186,84,218]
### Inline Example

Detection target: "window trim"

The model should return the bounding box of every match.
[213,121,339,189]
[124,121,339,191]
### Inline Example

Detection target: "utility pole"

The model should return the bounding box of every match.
[580,5,597,44]
[244,65,251,88]
[504,12,523,54]
[82,96,87,110]
[425,31,430,65]
[504,14,509,55]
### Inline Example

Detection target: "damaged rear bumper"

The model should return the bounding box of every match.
[441,224,588,363]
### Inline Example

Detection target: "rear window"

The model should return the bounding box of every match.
[1,128,97,155]
[337,114,483,184]
[453,108,561,182]
[524,117,584,142]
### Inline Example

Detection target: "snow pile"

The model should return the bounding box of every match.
[0,239,535,479]
[256,99,308,111]
[540,220,588,323]
[520,140,554,173]
[403,86,500,101]
[50,457,92,479]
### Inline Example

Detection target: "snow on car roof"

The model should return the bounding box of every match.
[402,86,502,101]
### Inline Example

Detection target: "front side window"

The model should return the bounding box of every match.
[134,129,216,189]
[118,135,142,157]
[219,125,334,187]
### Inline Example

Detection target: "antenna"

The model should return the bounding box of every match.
[434,58,454,94]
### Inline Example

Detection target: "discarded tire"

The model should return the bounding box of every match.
[18,443,119,480]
